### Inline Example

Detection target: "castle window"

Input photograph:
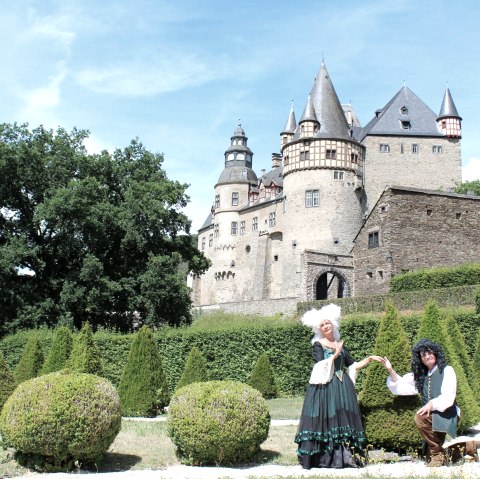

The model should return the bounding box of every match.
[379,144,390,153]
[214,224,219,238]
[441,120,447,128]
[334,171,344,180]
[401,120,411,129]
[215,195,220,208]
[231,222,238,235]
[432,145,443,154]
[400,106,408,114]
[269,212,276,227]
[400,144,404,154]
[427,209,432,216]
[456,213,462,220]
[378,270,384,279]
[300,151,305,161]
[412,144,419,154]
[326,149,336,159]
[252,217,258,231]
[305,189,319,207]
[242,169,247,177]
[351,153,358,163]
[232,192,239,206]
[201,237,205,250]
[240,221,245,235]
[274,255,278,261]
[209,234,213,247]
[368,231,379,248]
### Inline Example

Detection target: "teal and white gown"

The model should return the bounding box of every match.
[294,342,366,469]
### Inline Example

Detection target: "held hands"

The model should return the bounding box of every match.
[368,355,385,364]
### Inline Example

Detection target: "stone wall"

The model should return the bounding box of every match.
[195,296,299,316]
[363,135,461,211]
[353,187,480,296]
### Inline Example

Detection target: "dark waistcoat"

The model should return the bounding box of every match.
[422,367,457,438]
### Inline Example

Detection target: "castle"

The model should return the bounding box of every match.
[192,63,477,313]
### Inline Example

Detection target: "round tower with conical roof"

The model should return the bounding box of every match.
[437,86,462,138]
[279,63,364,300]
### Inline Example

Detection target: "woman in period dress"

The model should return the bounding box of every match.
[294,304,383,469]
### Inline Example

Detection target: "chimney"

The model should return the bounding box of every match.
[271,153,282,169]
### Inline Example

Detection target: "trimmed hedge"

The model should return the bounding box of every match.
[391,263,480,292]
[168,381,270,465]
[13,335,44,383]
[0,371,121,471]
[41,326,72,375]
[1,308,479,398]
[66,322,103,375]
[0,351,16,410]
[298,284,480,315]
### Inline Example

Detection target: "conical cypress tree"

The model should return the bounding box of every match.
[175,346,209,391]
[247,352,278,399]
[13,335,44,383]
[66,322,103,375]
[41,326,73,374]
[360,302,420,451]
[445,316,480,403]
[474,287,480,315]
[0,351,17,409]
[118,326,169,417]
[473,329,480,392]
[417,300,480,431]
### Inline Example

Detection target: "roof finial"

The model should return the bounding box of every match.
[322,51,324,64]
[238,118,241,126]
[291,99,294,109]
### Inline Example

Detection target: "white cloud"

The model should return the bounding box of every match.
[83,134,112,154]
[462,157,480,181]
[76,52,233,97]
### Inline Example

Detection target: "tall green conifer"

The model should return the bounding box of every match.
[41,326,73,374]
[0,351,16,409]
[118,326,169,417]
[360,302,420,451]
[66,322,103,375]
[175,346,209,391]
[247,352,278,399]
[13,335,44,383]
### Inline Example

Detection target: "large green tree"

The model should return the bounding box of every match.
[0,123,210,333]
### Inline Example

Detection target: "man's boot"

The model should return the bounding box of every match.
[464,441,480,461]
[427,452,445,467]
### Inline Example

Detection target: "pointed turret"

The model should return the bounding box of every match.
[437,86,461,138]
[280,103,297,148]
[298,94,319,138]
[309,63,351,140]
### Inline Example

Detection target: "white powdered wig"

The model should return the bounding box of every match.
[301,304,341,341]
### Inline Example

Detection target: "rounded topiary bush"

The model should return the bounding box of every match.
[0,371,121,471]
[168,380,270,465]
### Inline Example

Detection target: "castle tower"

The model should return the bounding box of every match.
[437,86,462,138]
[280,62,364,300]
[194,124,258,305]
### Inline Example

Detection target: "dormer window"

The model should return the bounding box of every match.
[401,106,408,114]
[401,120,411,129]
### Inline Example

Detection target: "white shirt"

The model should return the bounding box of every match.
[386,365,457,412]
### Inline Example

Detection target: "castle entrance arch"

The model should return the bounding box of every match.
[314,269,349,300]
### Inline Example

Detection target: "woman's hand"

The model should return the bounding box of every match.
[333,340,344,359]
[368,355,384,364]
[383,356,399,381]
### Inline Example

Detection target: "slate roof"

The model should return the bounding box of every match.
[282,106,297,133]
[359,86,443,139]
[438,87,461,120]
[216,166,258,185]
[259,166,283,187]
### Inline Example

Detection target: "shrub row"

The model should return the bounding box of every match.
[1,309,479,397]
[298,284,480,316]
[390,263,480,292]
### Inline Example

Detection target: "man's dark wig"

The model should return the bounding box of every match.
[411,339,447,392]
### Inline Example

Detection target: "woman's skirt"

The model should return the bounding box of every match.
[294,374,366,469]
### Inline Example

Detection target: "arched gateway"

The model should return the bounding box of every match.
[314,269,350,300]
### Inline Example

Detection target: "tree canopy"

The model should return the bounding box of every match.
[454,179,480,196]
[0,123,210,334]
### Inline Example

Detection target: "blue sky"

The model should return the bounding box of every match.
[1,0,479,231]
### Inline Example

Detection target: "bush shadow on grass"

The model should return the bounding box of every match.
[96,452,142,472]
[249,449,282,465]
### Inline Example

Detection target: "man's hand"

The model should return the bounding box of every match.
[417,401,433,416]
